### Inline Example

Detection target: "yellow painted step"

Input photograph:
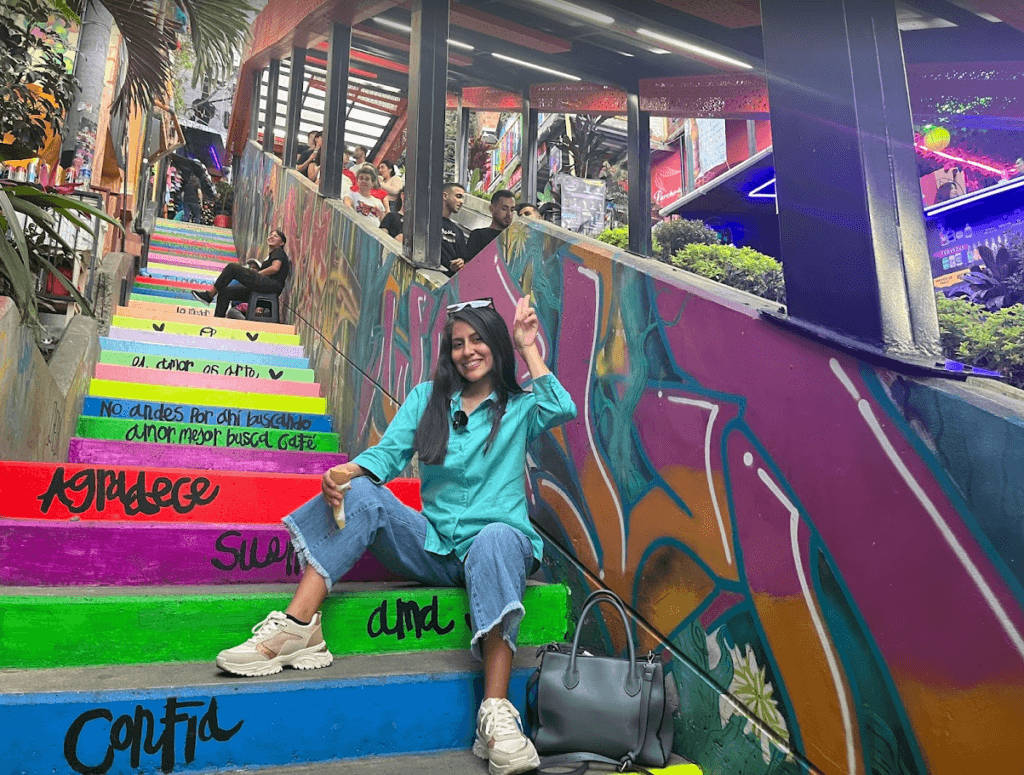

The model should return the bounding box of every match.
[88,379,327,414]
[117,304,295,334]
[111,315,300,345]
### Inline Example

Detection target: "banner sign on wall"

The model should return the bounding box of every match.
[651,143,683,208]
[555,173,606,236]
[693,118,727,185]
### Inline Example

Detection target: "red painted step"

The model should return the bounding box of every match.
[0,461,421,523]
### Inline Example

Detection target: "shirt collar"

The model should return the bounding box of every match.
[450,389,497,412]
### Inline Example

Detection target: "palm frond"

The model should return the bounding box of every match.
[174,0,255,90]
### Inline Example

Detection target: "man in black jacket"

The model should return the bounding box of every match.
[466,189,516,261]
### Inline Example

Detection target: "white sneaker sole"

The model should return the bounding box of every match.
[216,645,334,677]
[472,734,540,775]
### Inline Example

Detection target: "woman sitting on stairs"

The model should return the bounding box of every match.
[216,295,576,775]
[191,228,291,318]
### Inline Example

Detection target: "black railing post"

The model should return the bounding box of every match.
[319,22,352,198]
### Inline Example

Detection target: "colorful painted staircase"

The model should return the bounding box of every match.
[0,217,570,774]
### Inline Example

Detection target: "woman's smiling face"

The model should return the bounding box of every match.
[451,320,494,385]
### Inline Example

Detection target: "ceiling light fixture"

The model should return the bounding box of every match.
[373,17,473,50]
[528,0,614,25]
[491,52,581,81]
[636,28,753,69]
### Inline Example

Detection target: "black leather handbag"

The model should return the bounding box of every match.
[527,589,674,773]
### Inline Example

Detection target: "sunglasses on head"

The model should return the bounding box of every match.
[446,297,494,316]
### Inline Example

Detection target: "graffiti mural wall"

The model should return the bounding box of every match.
[237,143,1024,775]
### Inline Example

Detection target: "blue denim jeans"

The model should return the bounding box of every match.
[283,477,535,659]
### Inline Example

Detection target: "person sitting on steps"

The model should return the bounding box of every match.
[191,228,291,318]
[215,295,576,775]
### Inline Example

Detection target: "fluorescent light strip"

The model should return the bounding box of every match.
[636,28,752,69]
[491,52,580,81]
[748,177,776,199]
[528,0,614,25]
[373,17,473,51]
[915,144,1009,176]
[925,175,1024,216]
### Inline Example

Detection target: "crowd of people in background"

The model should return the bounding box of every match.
[292,130,547,277]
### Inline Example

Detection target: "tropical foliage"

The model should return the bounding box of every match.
[653,218,722,261]
[671,243,786,304]
[935,293,1024,389]
[946,242,1024,311]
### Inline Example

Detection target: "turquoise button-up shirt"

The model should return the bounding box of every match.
[351,373,577,562]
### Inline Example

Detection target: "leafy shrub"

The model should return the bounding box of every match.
[595,227,662,256]
[671,244,786,304]
[948,244,1024,311]
[652,218,720,261]
[935,294,1024,389]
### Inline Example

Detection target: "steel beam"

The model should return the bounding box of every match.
[262,59,281,154]
[761,0,940,360]
[283,47,307,169]
[521,88,539,205]
[627,86,652,256]
[404,0,450,269]
[455,101,469,187]
[319,23,353,199]
[248,68,263,142]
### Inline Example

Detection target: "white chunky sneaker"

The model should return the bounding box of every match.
[216,611,333,676]
[472,697,540,775]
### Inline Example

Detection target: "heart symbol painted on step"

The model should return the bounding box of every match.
[152,323,166,332]
[246,332,259,341]
[269,369,283,380]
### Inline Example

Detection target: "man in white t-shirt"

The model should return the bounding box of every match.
[343,166,387,224]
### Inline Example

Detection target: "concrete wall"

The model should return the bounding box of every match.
[236,142,1024,775]
[0,299,100,462]
[90,251,134,335]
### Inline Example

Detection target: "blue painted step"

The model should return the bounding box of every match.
[98,338,310,369]
[81,397,333,433]
[0,655,534,774]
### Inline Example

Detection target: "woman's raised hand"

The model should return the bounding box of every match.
[513,294,539,351]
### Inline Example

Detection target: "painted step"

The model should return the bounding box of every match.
[152,229,235,247]
[0,462,419,523]
[99,336,310,369]
[129,285,201,300]
[68,438,347,474]
[100,350,314,383]
[0,581,568,668]
[0,651,540,774]
[129,291,207,308]
[143,253,234,272]
[147,261,222,278]
[135,275,211,291]
[93,364,320,397]
[151,234,237,255]
[112,314,300,344]
[156,216,234,237]
[81,396,331,432]
[142,267,222,284]
[106,327,305,358]
[119,301,295,332]
[88,378,325,414]
[75,416,340,453]
[0,519,400,586]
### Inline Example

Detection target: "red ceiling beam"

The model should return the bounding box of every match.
[639,73,770,118]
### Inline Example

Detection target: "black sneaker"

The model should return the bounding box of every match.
[191,290,214,304]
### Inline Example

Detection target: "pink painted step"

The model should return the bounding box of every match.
[0,519,398,586]
[68,438,347,474]
[146,253,235,271]
[94,363,322,398]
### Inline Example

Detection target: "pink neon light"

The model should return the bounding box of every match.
[915,144,1010,177]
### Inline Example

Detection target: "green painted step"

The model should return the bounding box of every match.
[130,293,206,308]
[0,583,569,668]
[75,415,340,452]
[89,379,327,414]
[99,350,315,382]
[112,315,301,345]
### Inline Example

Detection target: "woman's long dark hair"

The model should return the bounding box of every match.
[413,306,524,465]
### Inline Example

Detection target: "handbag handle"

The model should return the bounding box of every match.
[564,589,640,696]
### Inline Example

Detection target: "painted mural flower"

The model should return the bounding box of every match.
[504,220,529,264]
[710,630,789,764]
